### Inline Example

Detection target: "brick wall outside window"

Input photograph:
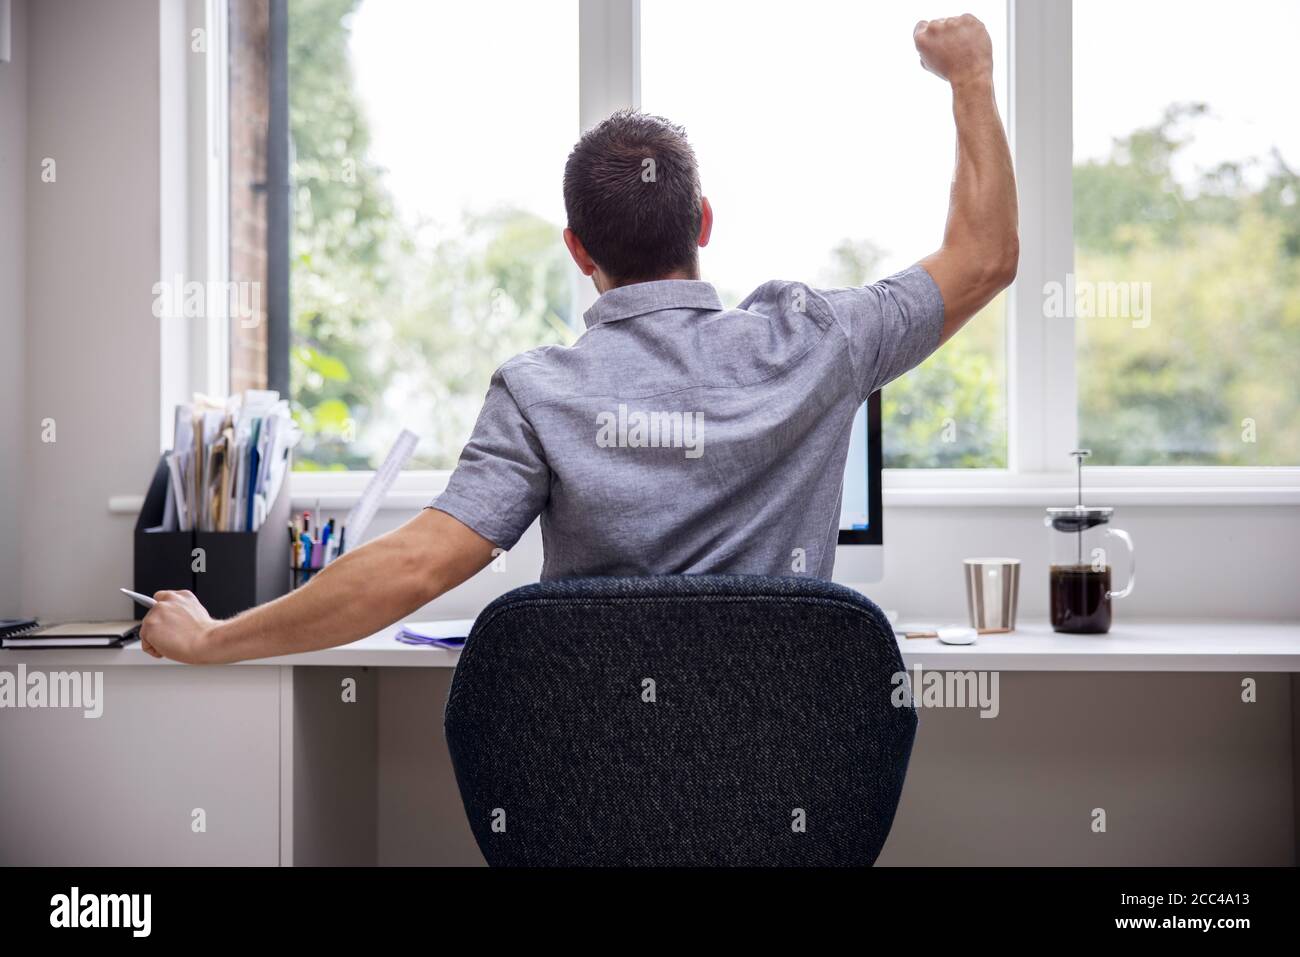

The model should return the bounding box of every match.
[228,0,270,393]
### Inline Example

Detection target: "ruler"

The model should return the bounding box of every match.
[343,429,419,550]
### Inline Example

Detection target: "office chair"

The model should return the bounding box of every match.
[444,575,917,866]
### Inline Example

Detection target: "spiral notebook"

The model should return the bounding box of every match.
[1,621,140,649]
[0,618,40,640]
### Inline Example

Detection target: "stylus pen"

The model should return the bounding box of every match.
[119,588,158,609]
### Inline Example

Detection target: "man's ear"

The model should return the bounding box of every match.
[563,228,597,276]
[698,196,714,249]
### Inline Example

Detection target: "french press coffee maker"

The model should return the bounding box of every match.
[1045,450,1135,634]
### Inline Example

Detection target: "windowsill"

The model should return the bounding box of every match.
[284,467,1300,510]
[880,468,1300,507]
[107,466,1300,516]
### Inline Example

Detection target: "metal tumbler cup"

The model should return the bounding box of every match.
[963,558,1021,632]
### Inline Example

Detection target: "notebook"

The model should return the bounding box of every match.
[0,619,40,640]
[2,621,141,649]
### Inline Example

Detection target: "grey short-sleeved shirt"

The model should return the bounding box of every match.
[430,265,944,580]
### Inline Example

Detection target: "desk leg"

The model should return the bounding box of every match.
[376,668,484,865]
[279,666,294,866]
[1293,674,1300,866]
[284,666,379,865]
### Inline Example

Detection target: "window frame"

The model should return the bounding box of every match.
[163,0,232,451]
[194,0,1300,509]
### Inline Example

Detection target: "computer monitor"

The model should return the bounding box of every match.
[833,390,883,585]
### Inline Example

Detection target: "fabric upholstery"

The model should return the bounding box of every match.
[444,575,916,866]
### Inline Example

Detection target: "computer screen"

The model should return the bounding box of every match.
[837,391,883,546]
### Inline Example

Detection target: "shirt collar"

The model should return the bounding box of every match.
[582,279,724,329]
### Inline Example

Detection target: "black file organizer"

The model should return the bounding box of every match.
[133,455,291,621]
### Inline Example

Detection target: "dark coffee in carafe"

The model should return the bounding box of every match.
[1049,564,1111,634]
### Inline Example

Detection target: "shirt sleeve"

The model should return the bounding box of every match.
[817,263,946,402]
[427,367,550,550]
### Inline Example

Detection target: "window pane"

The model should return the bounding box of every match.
[1074,0,1300,465]
[288,0,578,470]
[641,0,1009,467]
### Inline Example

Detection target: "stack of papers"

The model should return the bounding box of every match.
[395,620,474,649]
[161,390,300,532]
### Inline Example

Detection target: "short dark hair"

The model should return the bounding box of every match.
[563,110,702,284]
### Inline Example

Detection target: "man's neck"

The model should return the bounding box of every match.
[597,268,700,294]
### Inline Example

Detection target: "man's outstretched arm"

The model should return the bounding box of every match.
[139,508,497,664]
[914,14,1019,344]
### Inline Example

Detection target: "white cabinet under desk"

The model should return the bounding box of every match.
[2,619,1297,866]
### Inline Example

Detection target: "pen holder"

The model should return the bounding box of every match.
[290,531,340,591]
[291,565,315,590]
[133,454,292,620]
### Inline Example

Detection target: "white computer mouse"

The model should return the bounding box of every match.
[936,626,978,645]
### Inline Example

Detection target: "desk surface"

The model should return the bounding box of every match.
[3,619,1298,672]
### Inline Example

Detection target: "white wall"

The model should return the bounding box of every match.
[0,0,27,618]
[21,0,161,620]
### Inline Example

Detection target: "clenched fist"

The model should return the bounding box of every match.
[914,14,994,86]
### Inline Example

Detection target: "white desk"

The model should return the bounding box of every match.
[3,618,1297,867]
[896,620,1300,672]
[16,618,1299,671]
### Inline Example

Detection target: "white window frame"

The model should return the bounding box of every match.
[889,0,1297,505]
[183,0,1300,510]
[162,0,230,453]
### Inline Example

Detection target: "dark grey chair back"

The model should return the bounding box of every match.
[444,575,916,866]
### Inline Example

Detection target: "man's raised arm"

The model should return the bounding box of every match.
[914,14,1019,345]
[138,509,497,664]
